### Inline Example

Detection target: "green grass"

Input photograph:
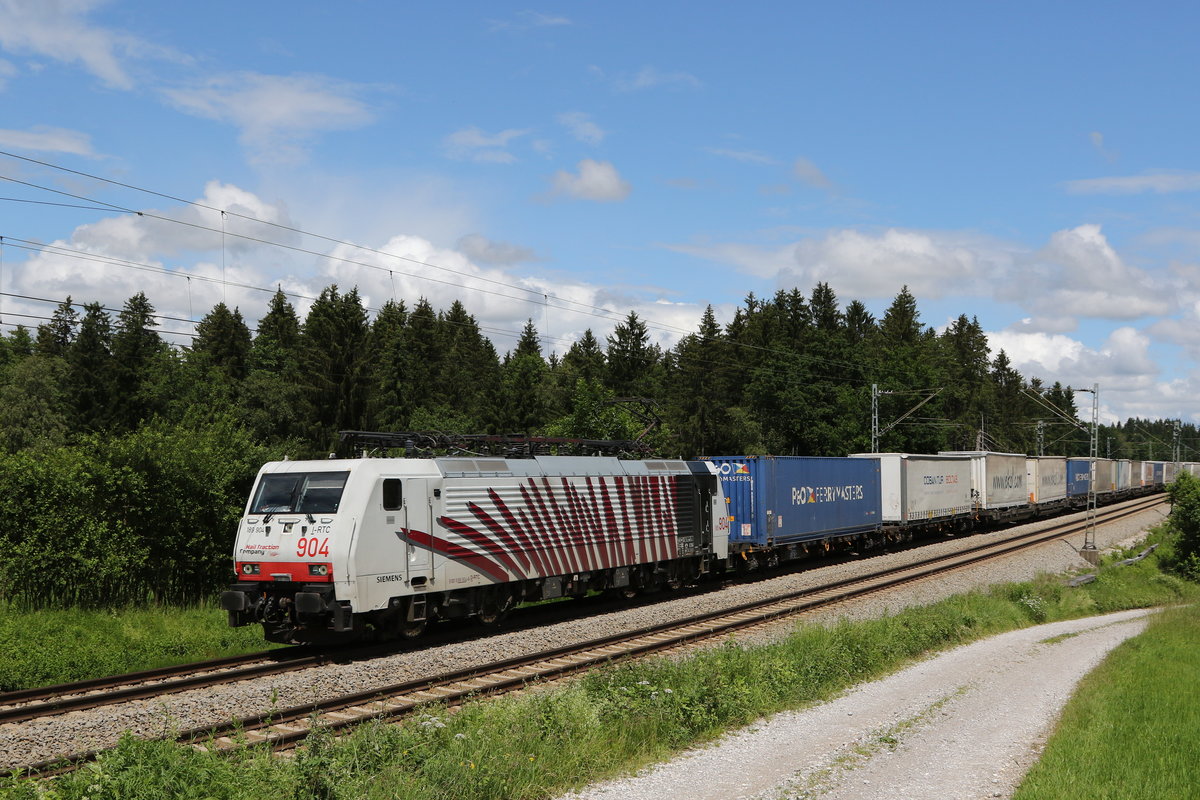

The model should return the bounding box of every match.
[2,533,1195,800]
[0,602,279,691]
[1013,602,1200,800]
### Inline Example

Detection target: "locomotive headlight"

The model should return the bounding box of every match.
[309,564,329,576]
[241,563,260,575]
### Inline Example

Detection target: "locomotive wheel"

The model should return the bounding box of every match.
[476,590,514,626]
[399,619,427,639]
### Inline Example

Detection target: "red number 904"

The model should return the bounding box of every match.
[296,537,330,558]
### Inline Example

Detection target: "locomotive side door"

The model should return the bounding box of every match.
[403,478,434,583]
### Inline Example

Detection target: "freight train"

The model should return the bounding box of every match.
[220,450,1180,643]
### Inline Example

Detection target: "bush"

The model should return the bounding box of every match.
[1165,472,1200,580]
[0,415,281,608]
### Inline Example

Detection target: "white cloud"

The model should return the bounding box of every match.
[704,148,776,165]
[667,223,1175,324]
[549,159,630,202]
[792,156,832,189]
[0,125,97,156]
[670,228,997,300]
[615,66,702,92]
[457,233,537,265]
[1088,131,1116,163]
[557,112,605,145]
[163,72,375,164]
[0,0,132,88]
[4,181,719,358]
[488,10,572,31]
[983,326,1200,423]
[442,126,530,164]
[1064,171,1200,195]
[1002,224,1171,320]
[0,57,15,88]
[0,0,184,89]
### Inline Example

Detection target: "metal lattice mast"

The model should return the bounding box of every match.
[871,384,879,453]
[1083,383,1099,554]
[870,386,942,453]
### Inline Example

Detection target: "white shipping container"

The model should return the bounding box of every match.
[1116,459,1132,491]
[1165,462,1178,483]
[851,453,973,523]
[1094,458,1116,493]
[1132,460,1144,487]
[1026,456,1067,504]
[941,451,1028,510]
[1142,461,1155,486]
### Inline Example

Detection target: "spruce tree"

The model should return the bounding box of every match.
[191,302,252,382]
[241,289,307,443]
[299,285,370,445]
[110,292,168,430]
[68,302,114,431]
[605,311,659,397]
[35,297,79,358]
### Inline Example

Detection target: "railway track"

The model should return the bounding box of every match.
[0,647,317,726]
[7,493,1165,778]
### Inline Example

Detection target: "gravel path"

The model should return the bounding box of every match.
[559,608,1156,800]
[0,500,1168,771]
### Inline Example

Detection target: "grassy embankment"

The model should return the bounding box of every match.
[1,527,1195,800]
[0,604,277,692]
[1012,601,1200,800]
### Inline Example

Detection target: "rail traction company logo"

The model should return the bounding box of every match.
[792,485,865,505]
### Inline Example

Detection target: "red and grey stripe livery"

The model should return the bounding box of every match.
[401,475,691,582]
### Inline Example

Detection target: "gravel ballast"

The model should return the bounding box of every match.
[0,501,1168,772]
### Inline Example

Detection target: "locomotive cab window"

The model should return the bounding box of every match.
[250,471,349,514]
[382,478,403,510]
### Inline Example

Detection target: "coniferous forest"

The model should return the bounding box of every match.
[0,282,1194,608]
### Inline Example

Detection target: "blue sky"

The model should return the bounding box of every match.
[2,1,1200,423]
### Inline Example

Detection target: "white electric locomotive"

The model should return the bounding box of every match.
[221,455,729,643]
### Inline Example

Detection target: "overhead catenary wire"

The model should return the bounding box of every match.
[0,150,662,323]
[0,154,879,375]
[0,229,881,377]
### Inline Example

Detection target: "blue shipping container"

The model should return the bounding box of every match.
[705,456,881,546]
[1066,459,1093,497]
[1152,462,1165,484]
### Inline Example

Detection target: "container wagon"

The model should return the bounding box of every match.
[704,456,882,566]
[849,452,973,529]
[1116,459,1133,493]
[1026,456,1067,508]
[1066,458,1093,501]
[1094,458,1116,494]
[940,451,1028,519]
